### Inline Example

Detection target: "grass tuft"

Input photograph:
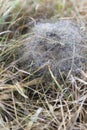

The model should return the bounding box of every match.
[0,0,87,130]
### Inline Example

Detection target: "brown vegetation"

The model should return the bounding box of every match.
[0,0,87,130]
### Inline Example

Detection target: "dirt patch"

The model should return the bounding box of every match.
[19,19,87,77]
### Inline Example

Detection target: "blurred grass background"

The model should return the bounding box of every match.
[0,0,87,130]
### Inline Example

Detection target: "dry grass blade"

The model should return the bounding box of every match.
[25,108,42,130]
[67,95,87,130]
[75,77,87,85]
[12,82,28,98]
[48,66,62,92]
